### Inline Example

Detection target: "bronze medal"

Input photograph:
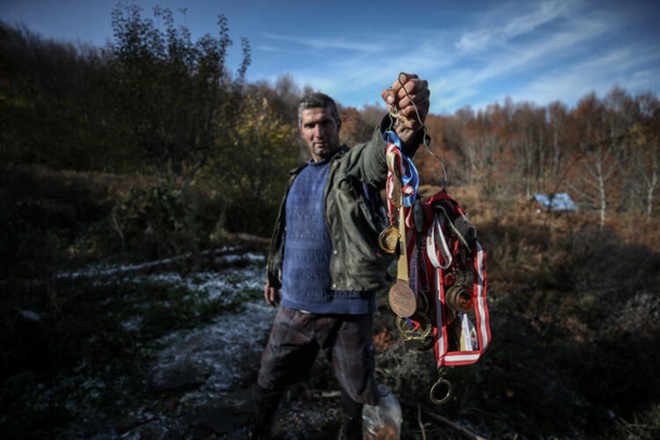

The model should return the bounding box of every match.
[388,204,419,318]
[388,280,418,318]
[445,283,473,312]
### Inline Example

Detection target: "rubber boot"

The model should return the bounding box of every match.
[337,390,363,440]
[248,384,283,439]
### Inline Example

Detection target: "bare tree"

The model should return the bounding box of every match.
[566,94,619,229]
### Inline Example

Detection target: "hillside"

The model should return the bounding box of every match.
[1,169,658,439]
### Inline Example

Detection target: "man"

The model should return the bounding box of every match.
[252,73,430,439]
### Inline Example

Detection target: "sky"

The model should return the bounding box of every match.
[1,0,659,115]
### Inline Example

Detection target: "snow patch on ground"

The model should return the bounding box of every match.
[57,251,279,438]
[151,301,275,398]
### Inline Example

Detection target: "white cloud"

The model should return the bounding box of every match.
[510,45,660,107]
[424,0,647,112]
[263,32,382,53]
[454,0,577,53]
[469,14,611,84]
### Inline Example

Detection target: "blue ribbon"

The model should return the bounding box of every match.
[384,130,419,207]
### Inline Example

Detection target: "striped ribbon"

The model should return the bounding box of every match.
[384,130,419,211]
[432,240,490,367]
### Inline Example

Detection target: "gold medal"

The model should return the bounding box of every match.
[378,225,399,254]
[395,315,434,350]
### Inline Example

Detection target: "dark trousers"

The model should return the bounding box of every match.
[254,306,379,435]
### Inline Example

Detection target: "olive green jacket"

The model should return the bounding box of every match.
[266,123,424,293]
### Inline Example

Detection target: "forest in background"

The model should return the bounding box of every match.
[1,4,659,439]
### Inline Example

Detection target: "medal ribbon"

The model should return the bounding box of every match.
[384,130,419,226]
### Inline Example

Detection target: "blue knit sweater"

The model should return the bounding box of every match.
[280,158,373,315]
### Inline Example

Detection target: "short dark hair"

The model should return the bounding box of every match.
[297,92,340,128]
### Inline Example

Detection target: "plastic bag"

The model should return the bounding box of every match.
[362,385,402,440]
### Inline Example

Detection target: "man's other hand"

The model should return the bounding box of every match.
[264,282,280,307]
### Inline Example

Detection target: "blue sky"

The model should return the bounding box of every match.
[2,0,659,115]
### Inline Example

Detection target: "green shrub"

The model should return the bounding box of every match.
[108,181,200,260]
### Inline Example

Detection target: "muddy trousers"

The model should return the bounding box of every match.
[252,306,379,439]
[250,384,283,439]
[338,389,363,439]
[251,384,363,439]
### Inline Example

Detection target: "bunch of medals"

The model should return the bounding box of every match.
[379,127,491,405]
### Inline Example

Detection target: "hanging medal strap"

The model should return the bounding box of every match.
[472,242,490,352]
[426,214,453,270]
[384,131,419,219]
[396,196,409,282]
[385,130,424,319]
[433,265,447,365]
[442,241,491,366]
[386,130,419,292]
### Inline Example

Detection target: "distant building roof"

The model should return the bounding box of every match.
[532,193,578,212]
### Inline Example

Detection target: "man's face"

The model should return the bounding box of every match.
[299,106,341,162]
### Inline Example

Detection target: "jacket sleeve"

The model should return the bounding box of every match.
[343,125,389,188]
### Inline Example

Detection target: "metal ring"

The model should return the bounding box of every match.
[429,378,452,405]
